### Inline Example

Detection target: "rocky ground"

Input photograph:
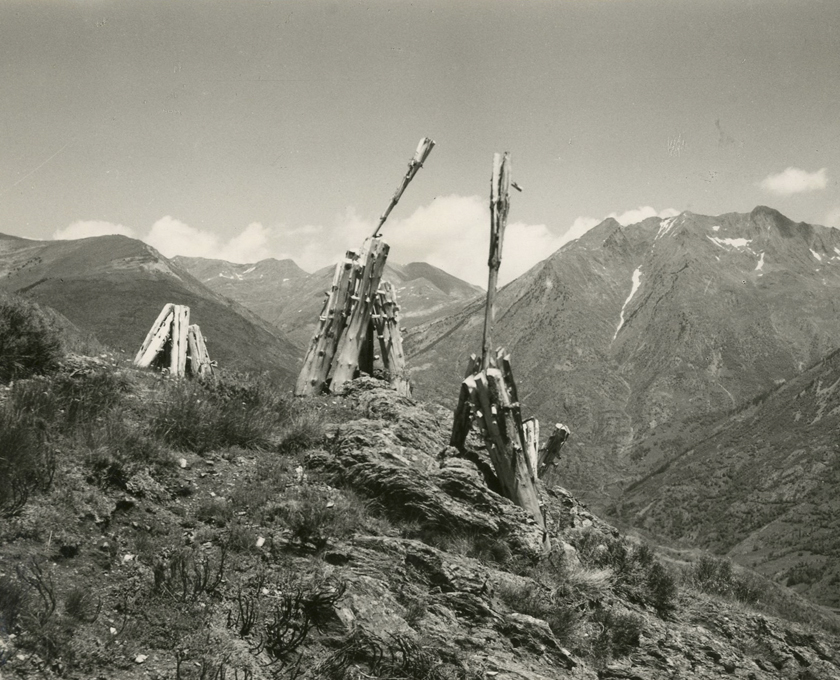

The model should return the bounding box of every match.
[1,367,839,679]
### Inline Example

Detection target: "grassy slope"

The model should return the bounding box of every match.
[1,348,839,678]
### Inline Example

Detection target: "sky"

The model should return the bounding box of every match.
[1,0,839,286]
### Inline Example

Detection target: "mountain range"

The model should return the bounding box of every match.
[173,255,482,347]
[0,232,300,379]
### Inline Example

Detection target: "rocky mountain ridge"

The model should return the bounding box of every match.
[174,255,482,347]
[405,207,840,509]
[0,233,300,379]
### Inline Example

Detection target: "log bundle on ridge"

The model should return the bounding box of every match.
[133,303,214,378]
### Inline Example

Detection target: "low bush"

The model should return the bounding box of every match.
[0,295,62,383]
[568,528,678,617]
[278,485,368,552]
[0,407,55,517]
[149,376,290,454]
[590,608,643,661]
[687,554,763,605]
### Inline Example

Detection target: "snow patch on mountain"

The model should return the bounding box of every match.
[712,225,720,232]
[243,266,256,275]
[810,249,822,262]
[707,236,752,250]
[755,252,765,272]
[614,267,642,340]
[656,217,677,240]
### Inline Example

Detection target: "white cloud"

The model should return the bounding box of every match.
[52,203,679,287]
[608,206,679,225]
[553,206,679,250]
[53,220,135,240]
[759,167,828,195]
[145,216,221,258]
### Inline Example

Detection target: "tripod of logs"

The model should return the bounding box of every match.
[295,137,434,398]
[450,153,569,547]
[295,238,409,397]
[133,303,214,378]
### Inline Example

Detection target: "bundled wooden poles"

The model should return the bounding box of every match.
[373,137,436,238]
[133,303,213,377]
[295,238,409,396]
[450,152,557,541]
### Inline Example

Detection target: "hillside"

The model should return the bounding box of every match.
[2,310,840,678]
[175,255,482,348]
[405,207,840,511]
[0,234,300,379]
[616,343,840,609]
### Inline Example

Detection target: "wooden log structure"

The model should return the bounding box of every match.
[133,304,214,378]
[372,281,410,396]
[537,423,571,477]
[296,136,435,397]
[295,238,406,396]
[449,152,556,544]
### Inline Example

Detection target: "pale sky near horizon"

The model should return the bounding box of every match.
[2,0,839,286]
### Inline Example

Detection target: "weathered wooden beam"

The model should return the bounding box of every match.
[523,417,540,484]
[187,324,213,377]
[295,251,357,396]
[134,310,174,368]
[374,281,410,396]
[134,303,174,367]
[329,238,390,393]
[538,423,570,478]
[169,305,190,377]
[373,137,436,238]
[481,152,511,370]
[484,367,545,531]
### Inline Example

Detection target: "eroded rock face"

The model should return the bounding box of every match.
[302,380,840,680]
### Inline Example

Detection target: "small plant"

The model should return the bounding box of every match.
[688,554,763,605]
[0,575,28,633]
[0,295,62,383]
[154,545,228,602]
[149,376,290,454]
[274,411,323,455]
[64,586,101,622]
[590,608,643,662]
[0,407,55,517]
[279,485,367,552]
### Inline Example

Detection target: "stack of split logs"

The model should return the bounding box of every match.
[295,136,435,398]
[450,152,570,548]
[133,303,214,378]
[294,238,409,397]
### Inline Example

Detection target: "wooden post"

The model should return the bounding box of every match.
[481,152,511,370]
[329,238,390,393]
[295,251,357,396]
[374,281,410,396]
[523,418,540,483]
[187,324,213,377]
[538,423,570,478]
[169,305,190,377]
[372,137,436,238]
[134,305,174,368]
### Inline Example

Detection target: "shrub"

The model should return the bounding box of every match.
[591,608,643,661]
[0,575,28,633]
[0,407,55,517]
[0,295,62,383]
[274,411,323,455]
[278,485,367,552]
[567,528,678,617]
[688,554,764,605]
[149,377,289,454]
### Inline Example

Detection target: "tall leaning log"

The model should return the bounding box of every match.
[330,238,390,393]
[295,251,357,396]
[374,281,410,396]
[169,305,190,377]
[134,309,174,368]
[134,303,174,368]
[538,423,571,478]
